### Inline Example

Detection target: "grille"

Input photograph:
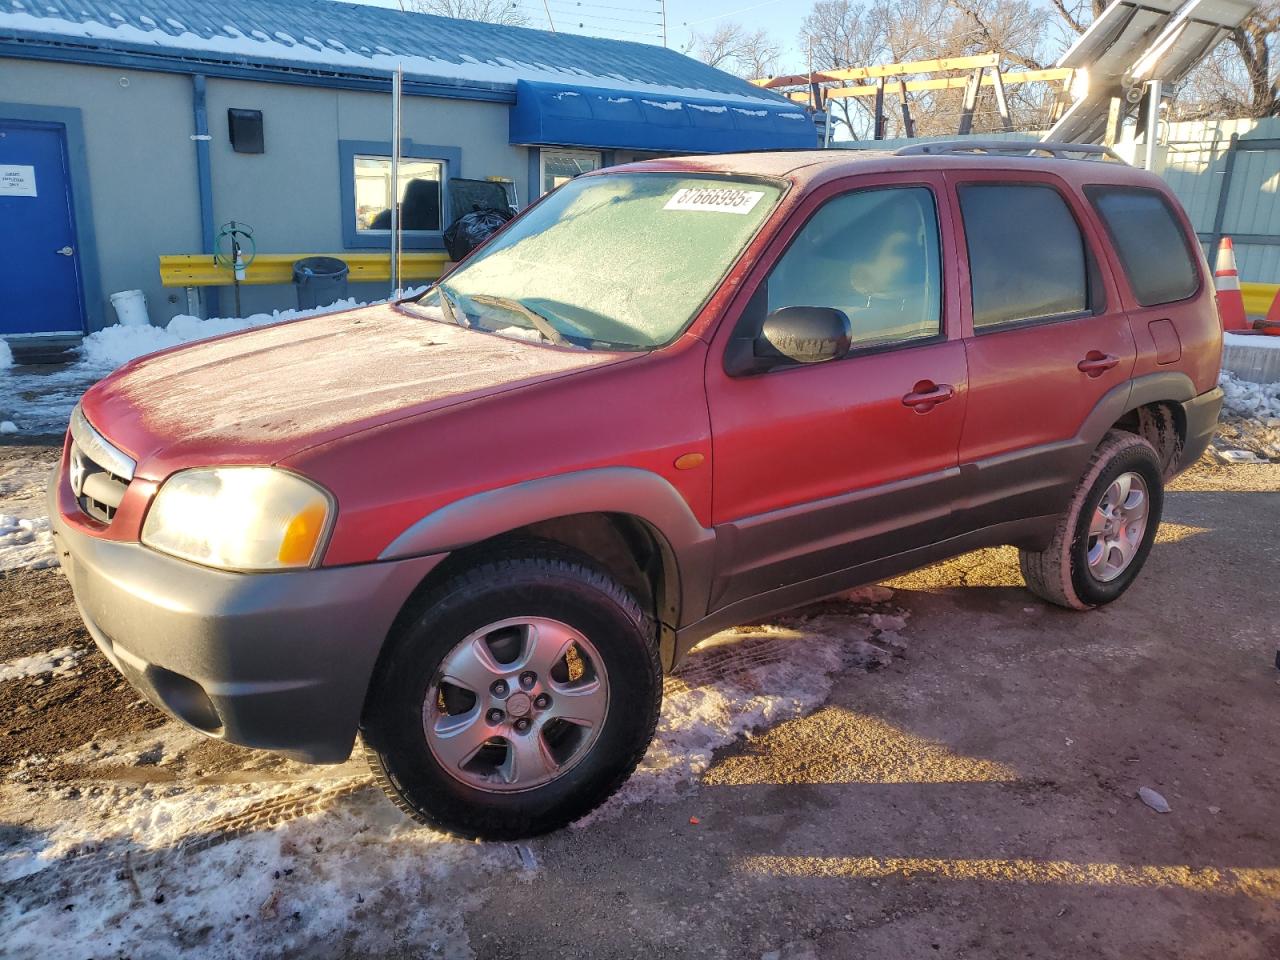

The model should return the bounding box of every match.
[68,406,136,525]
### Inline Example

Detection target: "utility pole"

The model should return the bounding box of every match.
[390,64,402,298]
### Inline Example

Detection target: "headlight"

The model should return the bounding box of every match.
[141,467,334,571]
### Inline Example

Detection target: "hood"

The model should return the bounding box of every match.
[81,303,628,479]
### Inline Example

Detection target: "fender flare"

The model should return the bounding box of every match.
[378,466,718,642]
[1077,370,1196,447]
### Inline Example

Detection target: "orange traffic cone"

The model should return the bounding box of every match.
[1214,237,1250,332]
[1261,286,1280,336]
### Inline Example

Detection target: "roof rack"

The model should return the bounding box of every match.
[894,140,1125,162]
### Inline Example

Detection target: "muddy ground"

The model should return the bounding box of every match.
[0,428,1277,959]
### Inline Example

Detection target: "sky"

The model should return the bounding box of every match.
[343,0,809,71]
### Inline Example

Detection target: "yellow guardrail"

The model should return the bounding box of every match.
[158,252,452,287]
[1241,281,1279,318]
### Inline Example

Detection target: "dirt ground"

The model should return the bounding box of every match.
[1,428,1277,959]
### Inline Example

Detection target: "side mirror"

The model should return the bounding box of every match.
[725,306,852,376]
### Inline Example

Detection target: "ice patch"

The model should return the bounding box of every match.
[0,514,57,571]
[0,646,84,683]
[0,338,12,370]
[0,421,16,434]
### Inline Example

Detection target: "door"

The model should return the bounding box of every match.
[705,177,968,610]
[0,120,85,336]
[949,172,1136,530]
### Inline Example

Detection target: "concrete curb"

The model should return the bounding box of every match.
[1223,335,1280,384]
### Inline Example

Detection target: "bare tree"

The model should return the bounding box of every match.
[407,0,530,26]
[799,0,1053,139]
[686,21,781,79]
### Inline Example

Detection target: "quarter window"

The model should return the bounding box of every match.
[765,186,943,349]
[959,184,1089,329]
[1086,186,1199,306]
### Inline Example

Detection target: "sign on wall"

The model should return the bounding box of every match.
[0,165,37,197]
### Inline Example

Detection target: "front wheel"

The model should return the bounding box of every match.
[1020,430,1165,610]
[361,545,661,840]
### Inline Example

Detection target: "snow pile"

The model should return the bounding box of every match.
[1220,369,1280,421]
[0,421,17,434]
[79,298,369,370]
[0,514,57,571]
[0,646,84,683]
[0,338,12,370]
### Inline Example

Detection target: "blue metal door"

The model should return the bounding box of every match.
[0,120,86,335]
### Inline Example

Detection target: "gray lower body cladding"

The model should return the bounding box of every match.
[49,501,444,763]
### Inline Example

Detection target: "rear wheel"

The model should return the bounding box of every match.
[1019,430,1165,610]
[361,545,661,840]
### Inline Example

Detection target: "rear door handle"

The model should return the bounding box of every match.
[902,381,955,412]
[1077,352,1120,377]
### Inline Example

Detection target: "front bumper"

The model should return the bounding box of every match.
[1177,386,1225,474]
[49,486,445,763]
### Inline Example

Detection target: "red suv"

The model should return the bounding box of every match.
[50,143,1223,839]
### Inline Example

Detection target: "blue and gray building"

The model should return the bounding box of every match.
[0,0,815,341]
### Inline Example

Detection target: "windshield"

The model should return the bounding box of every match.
[420,173,784,350]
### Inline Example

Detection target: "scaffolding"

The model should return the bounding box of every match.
[752,54,1075,142]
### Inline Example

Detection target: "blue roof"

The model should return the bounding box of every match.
[0,0,790,104]
[511,80,818,152]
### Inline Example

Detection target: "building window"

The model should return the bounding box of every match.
[338,140,461,250]
[354,156,443,232]
[540,149,602,194]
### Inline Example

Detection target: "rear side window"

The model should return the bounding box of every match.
[1086,186,1199,306]
[959,184,1089,329]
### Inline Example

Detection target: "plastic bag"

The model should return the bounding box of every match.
[444,208,514,262]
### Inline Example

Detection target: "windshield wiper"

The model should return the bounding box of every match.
[468,294,568,346]
[436,284,468,328]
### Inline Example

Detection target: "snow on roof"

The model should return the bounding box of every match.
[0,0,787,104]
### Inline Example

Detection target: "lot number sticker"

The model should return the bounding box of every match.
[0,165,37,197]
[664,187,764,214]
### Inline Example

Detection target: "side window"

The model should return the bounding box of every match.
[1086,186,1200,306]
[959,184,1089,329]
[765,186,942,349]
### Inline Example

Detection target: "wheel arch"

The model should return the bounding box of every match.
[377,467,717,670]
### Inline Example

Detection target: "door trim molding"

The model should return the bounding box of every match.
[0,102,103,335]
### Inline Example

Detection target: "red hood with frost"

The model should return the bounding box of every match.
[79,304,629,480]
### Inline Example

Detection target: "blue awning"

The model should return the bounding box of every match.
[509,80,819,153]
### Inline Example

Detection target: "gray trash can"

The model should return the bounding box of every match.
[292,256,349,310]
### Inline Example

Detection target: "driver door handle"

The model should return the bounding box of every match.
[902,381,955,412]
[56,246,74,256]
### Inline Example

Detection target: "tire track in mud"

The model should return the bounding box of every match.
[0,777,371,909]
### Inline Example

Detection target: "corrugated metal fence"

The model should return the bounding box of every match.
[836,118,1280,284]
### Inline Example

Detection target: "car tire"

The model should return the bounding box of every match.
[361,542,661,840]
[1019,430,1165,610]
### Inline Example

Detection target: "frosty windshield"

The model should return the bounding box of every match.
[428,173,784,350]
